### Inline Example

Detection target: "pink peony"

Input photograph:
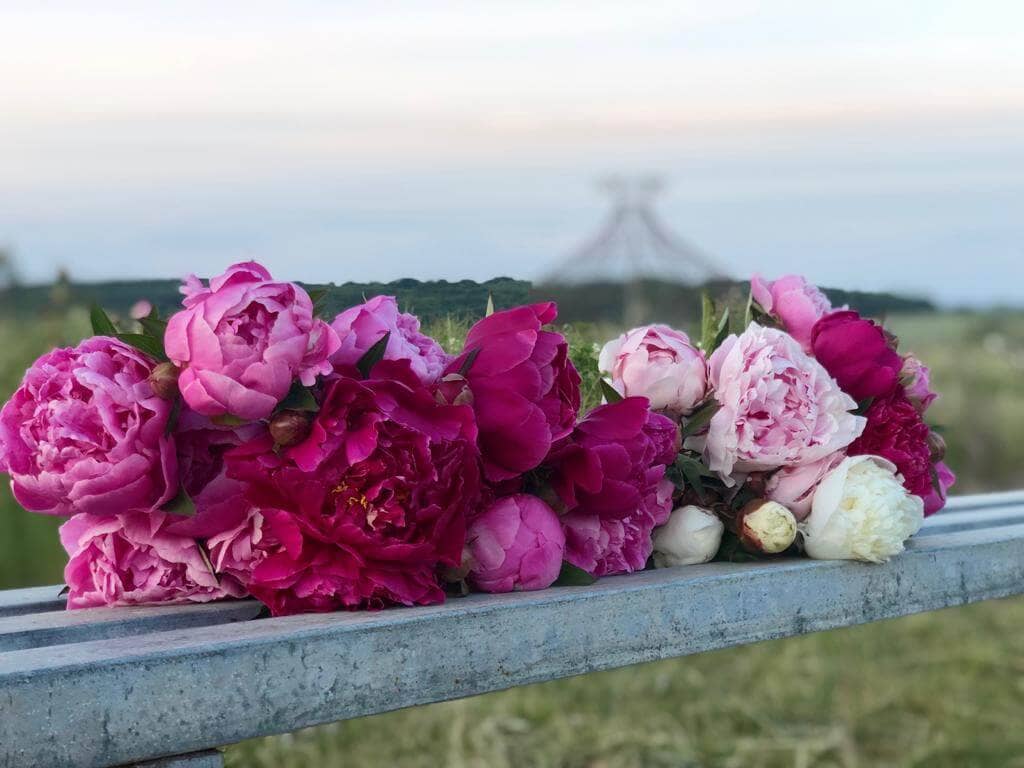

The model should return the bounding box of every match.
[60,511,244,609]
[446,303,581,482]
[811,310,902,402]
[599,325,708,416]
[922,461,956,516]
[330,295,449,384]
[174,408,265,502]
[751,274,832,350]
[765,453,846,521]
[546,398,678,577]
[701,324,865,479]
[848,389,953,515]
[165,262,340,421]
[465,494,565,593]
[0,337,177,516]
[223,360,481,615]
[901,355,937,413]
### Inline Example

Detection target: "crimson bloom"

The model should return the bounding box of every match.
[223,360,481,615]
[811,310,902,402]
[446,303,581,482]
[546,397,678,577]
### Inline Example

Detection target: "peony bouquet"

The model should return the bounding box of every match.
[0,264,953,615]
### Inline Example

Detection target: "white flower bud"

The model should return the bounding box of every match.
[653,505,724,567]
[801,455,924,563]
[737,499,798,554]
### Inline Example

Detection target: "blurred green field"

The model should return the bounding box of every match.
[2,307,1023,767]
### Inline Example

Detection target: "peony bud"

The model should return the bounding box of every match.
[269,409,311,448]
[737,499,797,555]
[927,431,946,463]
[653,505,724,567]
[148,362,181,400]
[434,373,474,407]
[801,455,924,562]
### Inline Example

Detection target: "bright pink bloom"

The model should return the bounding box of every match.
[701,324,865,478]
[165,262,340,421]
[446,303,581,482]
[599,325,707,416]
[465,494,565,593]
[901,355,938,413]
[922,461,956,516]
[0,337,177,516]
[751,274,832,350]
[811,310,902,402]
[330,295,449,384]
[223,360,481,615]
[60,511,244,609]
[765,453,846,521]
[546,398,678,577]
[848,389,953,515]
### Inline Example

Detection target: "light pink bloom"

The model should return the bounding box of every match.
[765,452,846,520]
[901,355,938,413]
[329,295,449,384]
[599,325,708,416]
[165,262,340,421]
[466,494,565,593]
[751,274,832,351]
[130,300,153,320]
[700,324,865,480]
[60,511,244,609]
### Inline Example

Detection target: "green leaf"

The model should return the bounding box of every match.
[457,346,481,377]
[700,292,716,351]
[196,540,220,585]
[485,292,495,317]
[164,396,182,437]
[116,333,168,361]
[681,400,721,438]
[57,585,70,598]
[712,308,731,352]
[163,487,196,517]
[277,381,319,413]
[138,307,168,342]
[554,561,597,587]
[356,331,391,379]
[89,304,118,336]
[677,457,706,502]
[308,287,331,318]
[599,378,624,404]
[212,413,248,427]
[855,397,875,416]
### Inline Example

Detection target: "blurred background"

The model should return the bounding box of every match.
[2,2,1023,766]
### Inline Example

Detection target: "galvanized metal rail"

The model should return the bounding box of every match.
[2,491,1023,768]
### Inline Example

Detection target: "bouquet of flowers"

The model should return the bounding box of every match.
[0,264,953,615]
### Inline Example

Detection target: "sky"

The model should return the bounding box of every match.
[1,1,1022,306]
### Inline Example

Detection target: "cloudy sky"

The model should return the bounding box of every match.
[1,1,1022,305]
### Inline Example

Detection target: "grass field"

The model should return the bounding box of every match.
[1,306,1023,766]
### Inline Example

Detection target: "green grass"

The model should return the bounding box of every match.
[1,307,1024,766]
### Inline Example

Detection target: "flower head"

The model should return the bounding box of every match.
[599,324,708,416]
[652,505,724,567]
[811,310,902,402]
[0,337,178,515]
[750,274,832,350]
[165,262,340,420]
[699,324,864,479]
[765,453,846,521]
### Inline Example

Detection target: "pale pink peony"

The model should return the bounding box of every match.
[165,262,340,421]
[765,452,846,520]
[599,325,708,416]
[60,511,244,609]
[0,337,177,516]
[465,494,565,593]
[699,325,865,480]
[751,274,832,351]
[330,295,449,384]
[901,355,938,413]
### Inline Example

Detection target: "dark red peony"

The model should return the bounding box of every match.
[446,303,581,482]
[811,310,903,402]
[545,397,678,577]
[223,360,481,615]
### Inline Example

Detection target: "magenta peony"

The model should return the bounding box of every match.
[811,310,902,402]
[60,511,244,609]
[701,324,865,479]
[446,303,581,482]
[546,397,678,577]
[223,360,481,615]
[165,262,340,421]
[174,408,264,502]
[765,452,846,521]
[848,389,953,515]
[330,295,449,384]
[750,274,832,350]
[0,337,178,516]
[465,494,565,593]
[922,461,956,516]
[599,325,708,416]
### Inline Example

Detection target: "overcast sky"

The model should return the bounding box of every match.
[2,1,1022,306]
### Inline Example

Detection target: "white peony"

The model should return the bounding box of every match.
[738,499,798,554]
[653,505,724,567]
[801,455,924,563]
